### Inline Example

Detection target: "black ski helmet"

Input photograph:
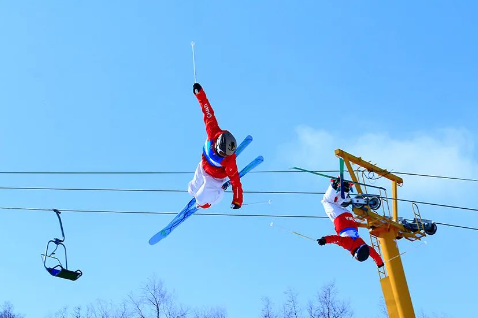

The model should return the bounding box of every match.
[215,132,237,157]
[353,244,370,262]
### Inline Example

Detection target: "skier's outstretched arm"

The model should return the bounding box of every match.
[193,83,221,139]
[224,156,243,209]
[369,246,384,267]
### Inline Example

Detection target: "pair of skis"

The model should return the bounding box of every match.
[149,135,263,245]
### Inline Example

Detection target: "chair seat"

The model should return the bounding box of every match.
[47,267,82,281]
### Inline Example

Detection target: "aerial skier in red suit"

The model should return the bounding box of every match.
[318,178,384,267]
[187,83,243,210]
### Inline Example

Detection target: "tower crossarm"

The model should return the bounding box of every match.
[335,149,404,185]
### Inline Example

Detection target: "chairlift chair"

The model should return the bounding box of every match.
[42,209,82,281]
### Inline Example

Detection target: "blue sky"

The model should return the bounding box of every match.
[0,1,477,317]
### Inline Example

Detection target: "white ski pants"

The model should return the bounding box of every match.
[321,200,349,222]
[321,200,358,238]
[188,162,227,207]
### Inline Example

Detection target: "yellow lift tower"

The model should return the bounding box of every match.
[335,149,432,318]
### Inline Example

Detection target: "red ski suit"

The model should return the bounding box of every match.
[323,217,384,266]
[194,89,243,207]
[321,185,383,266]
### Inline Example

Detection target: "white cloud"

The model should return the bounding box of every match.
[278,126,478,205]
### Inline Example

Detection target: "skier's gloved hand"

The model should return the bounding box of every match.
[193,83,202,95]
[317,237,326,246]
[231,203,241,209]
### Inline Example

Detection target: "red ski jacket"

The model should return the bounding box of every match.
[194,88,243,207]
[325,212,384,266]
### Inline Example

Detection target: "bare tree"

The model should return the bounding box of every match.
[45,306,71,318]
[260,283,353,318]
[114,301,130,318]
[142,277,168,318]
[417,311,452,318]
[261,297,277,318]
[377,298,452,318]
[376,297,388,318]
[85,305,97,318]
[129,278,165,318]
[72,306,83,318]
[88,300,117,318]
[45,307,68,318]
[0,302,24,318]
[307,282,352,318]
[418,312,431,318]
[78,300,129,318]
[33,275,229,318]
[191,307,226,318]
[129,292,147,318]
[282,289,302,318]
[163,298,187,318]
[128,276,188,318]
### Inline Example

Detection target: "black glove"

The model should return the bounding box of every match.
[231,203,241,209]
[193,83,202,94]
[378,263,385,268]
[317,237,326,246]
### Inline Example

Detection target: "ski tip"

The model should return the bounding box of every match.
[270,222,274,227]
[148,235,163,245]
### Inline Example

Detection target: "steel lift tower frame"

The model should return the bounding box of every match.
[335,149,429,318]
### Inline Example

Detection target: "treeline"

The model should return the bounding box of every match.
[1,278,450,318]
[259,282,450,318]
[2,277,224,318]
[260,282,353,318]
[0,302,24,318]
[46,276,225,318]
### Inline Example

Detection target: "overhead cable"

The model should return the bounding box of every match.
[0,170,475,182]
[0,186,477,213]
[0,206,327,219]
[0,206,476,231]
